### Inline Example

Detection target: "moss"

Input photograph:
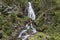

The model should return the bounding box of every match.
[29,32,50,40]
[0,0,60,40]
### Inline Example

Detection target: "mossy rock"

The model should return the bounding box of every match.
[29,32,50,40]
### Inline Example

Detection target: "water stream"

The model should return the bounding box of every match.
[18,2,37,40]
[28,2,36,20]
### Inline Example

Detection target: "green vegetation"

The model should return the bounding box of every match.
[0,0,60,40]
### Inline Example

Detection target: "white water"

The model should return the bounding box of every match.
[22,34,30,40]
[31,23,37,34]
[28,2,36,20]
[18,24,30,38]
[27,2,37,34]
[18,2,37,40]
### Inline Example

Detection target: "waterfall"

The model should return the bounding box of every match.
[28,2,36,20]
[27,2,37,34]
[30,23,37,34]
[18,24,30,38]
[18,2,37,40]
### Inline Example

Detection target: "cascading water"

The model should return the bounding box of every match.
[30,23,37,34]
[18,24,30,38]
[28,2,36,20]
[18,2,37,40]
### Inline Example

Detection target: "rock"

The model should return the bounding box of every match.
[0,33,2,39]
[2,6,14,15]
[17,12,24,18]
[0,31,2,39]
[0,3,3,12]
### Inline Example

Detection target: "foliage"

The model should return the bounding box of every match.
[0,0,60,40]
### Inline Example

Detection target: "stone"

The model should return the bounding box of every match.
[17,12,24,18]
[0,32,2,39]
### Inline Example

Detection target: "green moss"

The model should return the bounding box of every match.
[29,32,50,40]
